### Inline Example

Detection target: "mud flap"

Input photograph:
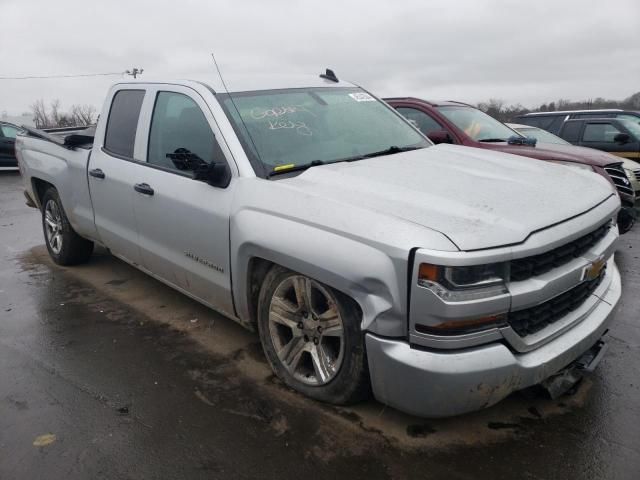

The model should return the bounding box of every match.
[541,339,608,400]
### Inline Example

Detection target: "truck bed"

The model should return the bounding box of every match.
[21,125,95,149]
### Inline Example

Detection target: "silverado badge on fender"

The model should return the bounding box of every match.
[184,251,224,273]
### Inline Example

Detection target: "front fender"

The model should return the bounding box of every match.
[231,208,410,337]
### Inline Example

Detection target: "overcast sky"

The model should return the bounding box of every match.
[1,0,639,115]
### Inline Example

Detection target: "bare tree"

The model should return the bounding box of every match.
[30,99,50,128]
[70,104,97,126]
[50,99,62,126]
[29,99,97,128]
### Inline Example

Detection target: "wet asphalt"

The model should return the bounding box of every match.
[0,170,639,480]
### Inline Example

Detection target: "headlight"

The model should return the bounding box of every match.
[552,161,594,172]
[417,262,508,301]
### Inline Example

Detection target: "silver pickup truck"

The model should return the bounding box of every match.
[16,73,622,417]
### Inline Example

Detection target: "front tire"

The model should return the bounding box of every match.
[257,265,370,405]
[41,187,94,265]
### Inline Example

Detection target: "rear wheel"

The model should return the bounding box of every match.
[257,265,370,405]
[41,187,94,265]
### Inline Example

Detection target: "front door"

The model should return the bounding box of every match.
[580,121,640,159]
[132,88,235,316]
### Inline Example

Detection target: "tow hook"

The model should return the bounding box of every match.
[541,338,609,400]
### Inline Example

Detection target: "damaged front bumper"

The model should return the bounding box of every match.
[366,262,621,418]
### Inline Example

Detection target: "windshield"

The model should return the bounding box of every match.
[514,126,570,145]
[620,119,640,139]
[218,87,429,177]
[437,106,521,142]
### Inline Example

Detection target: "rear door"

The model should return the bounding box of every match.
[579,120,640,159]
[131,86,236,316]
[88,88,146,265]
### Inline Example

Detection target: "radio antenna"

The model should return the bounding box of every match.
[211,53,265,174]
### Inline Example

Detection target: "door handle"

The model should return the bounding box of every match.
[89,168,105,179]
[134,183,154,196]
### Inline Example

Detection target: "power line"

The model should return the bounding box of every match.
[0,72,125,80]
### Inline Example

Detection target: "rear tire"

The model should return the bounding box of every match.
[257,265,370,405]
[41,187,94,265]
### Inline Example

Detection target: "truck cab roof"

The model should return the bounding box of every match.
[112,74,357,94]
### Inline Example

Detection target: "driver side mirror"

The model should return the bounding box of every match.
[427,130,453,145]
[614,133,630,144]
[194,161,231,188]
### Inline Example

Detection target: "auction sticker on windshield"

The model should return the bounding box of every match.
[349,92,375,102]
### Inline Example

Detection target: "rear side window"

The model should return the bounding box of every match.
[147,91,226,173]
[546,116,565,134]
[104,90,145,158]
[396,107,443,134]
[519,116,553,129]
[561,121,582,143]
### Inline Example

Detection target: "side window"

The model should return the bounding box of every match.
[546,116,565,134]
[396,107,443,134]
[1,125,19,138]
[104,90,145,158]
[583,123,622,142]
[560,122,582,142]
[147,92,226,173]
[524,116,555,129]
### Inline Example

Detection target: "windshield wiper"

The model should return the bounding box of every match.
[268,159,326,178]
[478,138,507,142]
[360,145,424,159]
[336,145,425,163]
[268,145,425,177]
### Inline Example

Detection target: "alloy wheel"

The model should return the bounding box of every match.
[268,275,345,386]
[44,199,63,255]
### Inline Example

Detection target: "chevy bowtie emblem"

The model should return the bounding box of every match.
[583,257,606,281]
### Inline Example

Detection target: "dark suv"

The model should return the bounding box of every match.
[384,98,636,232]
[0,122,23,168]
[514,109,640,135]
[556,118,640,161]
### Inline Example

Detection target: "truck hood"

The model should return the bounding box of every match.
[484,142,621,167]
[280,144,615,251]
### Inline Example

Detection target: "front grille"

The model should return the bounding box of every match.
[510,222,610,282]
[508,271,605,336]
[634,169,640,182]
[605,164,634,197]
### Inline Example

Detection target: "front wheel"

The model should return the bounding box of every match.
[257,265,370,405]
[41,187,94,265]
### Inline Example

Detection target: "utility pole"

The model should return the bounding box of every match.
[125,68,144,79]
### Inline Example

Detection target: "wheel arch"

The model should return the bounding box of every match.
[232,211,408,337]
[31,177,56,209]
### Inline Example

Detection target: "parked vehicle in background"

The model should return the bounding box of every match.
[553,118,640,161]
[509,123,640,204]
[15,74,622,417]
[0,121,24,169]
[385,98,636,232]
[514,109,640,135]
